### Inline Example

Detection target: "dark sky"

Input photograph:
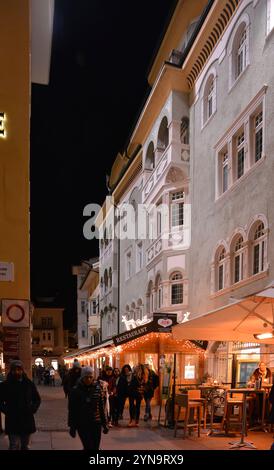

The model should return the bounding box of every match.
[30,0,177,329]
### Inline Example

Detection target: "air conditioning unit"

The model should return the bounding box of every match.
[168,49,184,65]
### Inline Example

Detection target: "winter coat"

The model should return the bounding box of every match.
[144,371,159,400]
[63,368,81,396]
[117,373,132,399]
[68,379,107,430]
[0,374,41,435]
[128,375,146,400]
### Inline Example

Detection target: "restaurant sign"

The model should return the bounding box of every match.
[113,313,177,346]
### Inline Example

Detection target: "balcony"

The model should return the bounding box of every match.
[88,314,100,332]
[142,143,189,203]
[146,229,187,266]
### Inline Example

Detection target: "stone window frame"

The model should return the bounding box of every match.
[228,12,250,91]
[201,66,217,129]
[215,86,267,201]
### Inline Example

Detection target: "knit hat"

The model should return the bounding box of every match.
[73,360,81,369]
[81,366,94,378]
[10,360,24,370]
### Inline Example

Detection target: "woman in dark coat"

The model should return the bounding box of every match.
[0,360,41,450]
[116,364,132,420]
[68,366,108,450]
[127,364,148,427]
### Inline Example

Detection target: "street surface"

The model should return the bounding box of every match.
[0,385,273,450]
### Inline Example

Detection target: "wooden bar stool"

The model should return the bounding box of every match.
[174,393,203,438]
[188,389,207,429]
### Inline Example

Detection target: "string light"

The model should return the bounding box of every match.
[63,332,205,367]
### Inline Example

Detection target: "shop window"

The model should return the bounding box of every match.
[184,355,197,380]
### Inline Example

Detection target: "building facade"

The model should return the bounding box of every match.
[32,307,67,369]
[67,0,274,385]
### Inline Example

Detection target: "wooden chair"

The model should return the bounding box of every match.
[174,393,203,438]
[221,392,253,435]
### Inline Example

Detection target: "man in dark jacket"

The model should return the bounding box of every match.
[0,360,41,450]
[68,366,108,450]
[62,360,82,398]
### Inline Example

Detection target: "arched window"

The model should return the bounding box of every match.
[216,247,226,291]
[252,222,265,275]
[157,117,169,151]
[131,302,136,321]
[146,281,154,314]
[107,315,111,337]
[233,236,244,284]
[145,141,155,170]
[109,267,112,288]
[229,15,250,88]
[236,27,248,79]
[155,275,162,309]
[170,272,183,305]
[137,298,143,320]
[203,73,216,125]
[180,117,189,145]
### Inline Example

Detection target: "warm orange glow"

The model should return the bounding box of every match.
[0,112,7,138]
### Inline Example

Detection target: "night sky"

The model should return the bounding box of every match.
[30,0,178,329]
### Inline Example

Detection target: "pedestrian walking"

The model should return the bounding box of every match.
[0,360,41,450]
[117,364,132,420]
[128,364,148,427]
[68,366,108,450]
[143,364,159,421]
[62,361,82,397]
[109,368,120,426]
[49,368,55,386]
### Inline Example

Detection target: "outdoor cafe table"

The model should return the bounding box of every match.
[248,384,270,433]
[198,385,228,436]
[226,388,265,449]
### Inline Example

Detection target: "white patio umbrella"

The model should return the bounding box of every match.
[172,283,274,344]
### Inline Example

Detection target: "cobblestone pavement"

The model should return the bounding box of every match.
[0,385,273,450]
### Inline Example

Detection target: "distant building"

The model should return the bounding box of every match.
[32,307,66,369]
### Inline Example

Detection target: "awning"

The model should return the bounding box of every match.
[172,284,274,344]
[63,339,113,359]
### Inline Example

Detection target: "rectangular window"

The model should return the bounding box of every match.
[222,152,228,193]
[41,317,53,328]
[126,252,132,279]
[237,132,245,179]
[81,301,86,314]
[255,111,263,162]
[157,211,162,237]
[171,202,184,227]
[136,243,143,271]
[48,333,51,341]
[92,301,97,314]
[82,329,86,338]
[171,284,183,304]
[158,288,162,309]
[235,255,240,283]
[253,244,260,274]
[218,264,224,291]
[262,240,265,271]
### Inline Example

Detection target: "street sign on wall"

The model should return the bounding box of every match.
[0,262,14,281]
[1,299,30,328]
